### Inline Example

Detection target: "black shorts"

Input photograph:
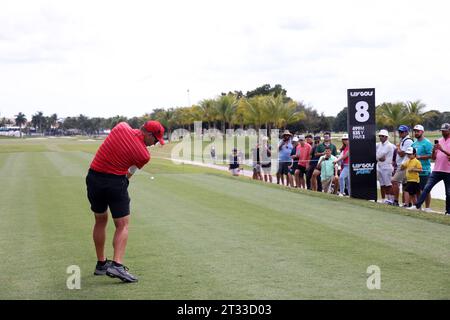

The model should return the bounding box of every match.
[289,163,298,175]
[86,169,130,219]
[419,175,429,191]
[298,165,307,176]
[278,162,290,175]
[405,182,420,196]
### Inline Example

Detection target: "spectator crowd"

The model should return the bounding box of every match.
[228,123,450,215]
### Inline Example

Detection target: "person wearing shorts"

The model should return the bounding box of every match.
[376,129,395,204]
[277,130,293,186]
[261,137,272,183]
[87,120,164,283]
[289,136,300,187]
[391,125,413,206]
[412,125,433,211]
[312,132,336,191]
[401,147,422,207]
[317,146,339,194]
[251,143,263,180]
[229,148,241,176]
[296,135,311,189]
[307,135,322,191]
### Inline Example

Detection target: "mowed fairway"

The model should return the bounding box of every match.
[1,138,450,299]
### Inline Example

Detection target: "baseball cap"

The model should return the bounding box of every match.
[314,135,321,140]
[398,125,409,132]
[298,135,305,140]
[413,124,424,131]
[341,133,349,140]
[405,147,415,155]
[292,136,299,142]
[378,129,389,137]
[143,120,165,145]
[441,123,450,131]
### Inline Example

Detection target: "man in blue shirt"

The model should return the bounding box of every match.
[277,130,293,186]
[412,124,433,211]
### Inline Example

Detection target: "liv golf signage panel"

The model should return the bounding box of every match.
[347,88,377,201]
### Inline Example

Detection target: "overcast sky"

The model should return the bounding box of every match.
[1,0,449,119]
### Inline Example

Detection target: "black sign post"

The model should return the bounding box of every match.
[347,88,377,201]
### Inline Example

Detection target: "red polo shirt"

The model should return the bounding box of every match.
[90,122,150,175]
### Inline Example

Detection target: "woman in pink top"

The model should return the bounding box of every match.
[334,134,350,196]
[413,123,450,214]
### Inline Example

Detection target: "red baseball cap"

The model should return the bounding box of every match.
[143,120,165,145]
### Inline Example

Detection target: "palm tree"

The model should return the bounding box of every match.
[278,100,304,129]
[31,111,45,133]
[404,100,426,131]
[376,102,407,143]
[153,108,175,140]
[181,105,203,132]
[49,113,58,129]
[233,98,248,130]
[263,94,303,134]
[15,112,27,138]
[215,94,237,133]
[199,99,218,129]
[243,96,266,131]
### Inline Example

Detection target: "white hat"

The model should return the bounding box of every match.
[378,129,389,137]
[405,147,415,155]
[341,133,349,139]
[298,135,305,140]
[261,136,269,141]
[292,136,299,142]
[413,124,424,131]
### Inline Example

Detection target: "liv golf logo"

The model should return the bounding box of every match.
[352,163,375,175]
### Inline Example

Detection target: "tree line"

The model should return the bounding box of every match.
[5,84,449,138]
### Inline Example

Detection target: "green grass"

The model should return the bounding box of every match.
[0,138,450,299]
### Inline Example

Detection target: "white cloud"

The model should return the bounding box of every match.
[0,0,449,120]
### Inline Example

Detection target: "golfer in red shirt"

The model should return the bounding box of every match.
[86,120,165,282]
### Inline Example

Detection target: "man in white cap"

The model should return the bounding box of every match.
[411,124,433,211]
[376,129,395,204]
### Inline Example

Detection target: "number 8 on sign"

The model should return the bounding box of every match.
[355,101,370,122]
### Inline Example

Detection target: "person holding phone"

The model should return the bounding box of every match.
[410,123,450,214]
[277,130,293,186]
[411,125,433,211]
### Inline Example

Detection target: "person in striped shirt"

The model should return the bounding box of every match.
[86,120,164,283]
